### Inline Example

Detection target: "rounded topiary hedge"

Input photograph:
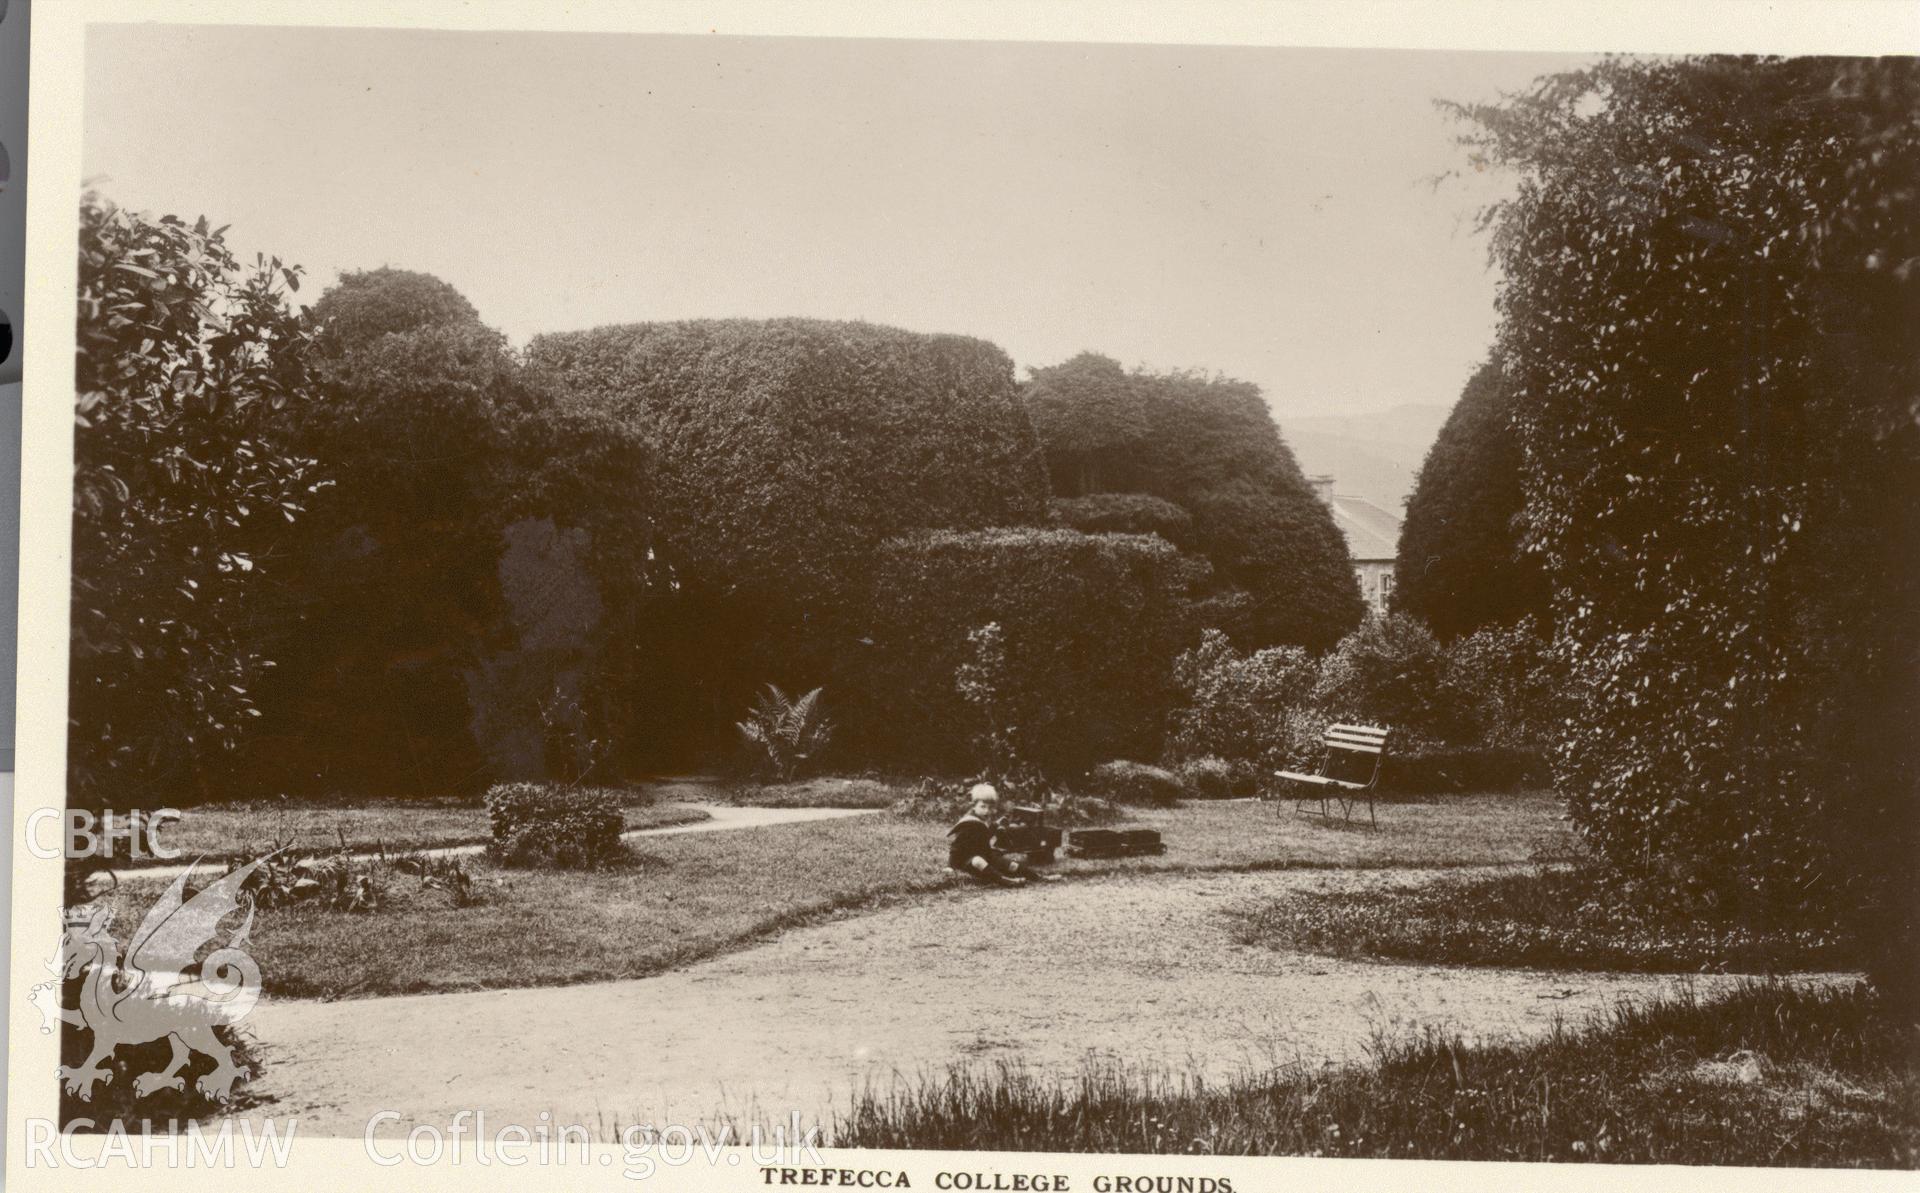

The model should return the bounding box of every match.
[527,318,1050,601]
[1023,353,1364,651]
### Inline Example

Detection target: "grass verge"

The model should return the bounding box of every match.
[123,794,709,867]
[1231,864,1860,973]
[827,982,1918,1168]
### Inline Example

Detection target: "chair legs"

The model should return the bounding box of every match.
[1288,790,1377,829]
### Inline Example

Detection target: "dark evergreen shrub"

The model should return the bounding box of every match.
[526,318,1053,770]
[850,528,1195,772]
[483,783,626,869]
[254,275,530,797]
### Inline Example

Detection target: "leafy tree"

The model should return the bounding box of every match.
[70,195,320,805]
[1024,353,1363,650]
[1394,361,1549,639]
[1455,56,1920,1001]
[1440,616,1557,750]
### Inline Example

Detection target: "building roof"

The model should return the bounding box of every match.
[1327,493,1401,563]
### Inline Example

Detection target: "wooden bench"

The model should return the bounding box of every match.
[1274,723,1391,828]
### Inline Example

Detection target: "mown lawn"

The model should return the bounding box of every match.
[107,792,1575,1000]
[1233,862,1862,974]
[1082,793,1578,874]
[707,776,903,809]
[127,794,709,867]
[827,982,1919,1168]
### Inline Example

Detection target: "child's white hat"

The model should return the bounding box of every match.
[969,782,1000,803]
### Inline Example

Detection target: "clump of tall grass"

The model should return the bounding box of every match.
[827,982,1917,1168]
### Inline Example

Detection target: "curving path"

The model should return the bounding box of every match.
[239,867,1845,1138]
[120,804,878,884]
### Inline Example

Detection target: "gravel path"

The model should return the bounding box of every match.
[242,867,1832,1137]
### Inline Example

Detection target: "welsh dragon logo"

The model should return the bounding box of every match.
[31,856,272,1103]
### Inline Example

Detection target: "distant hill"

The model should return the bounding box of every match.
[1275,404,1452,512]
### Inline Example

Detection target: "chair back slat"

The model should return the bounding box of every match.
[1327,739,1383,755]
[1324,724,1389,755]
[1327,723,1390,740]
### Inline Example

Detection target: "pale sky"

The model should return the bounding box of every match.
[82,26,1589,417]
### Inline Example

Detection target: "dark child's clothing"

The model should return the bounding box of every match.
[947,813,997,873]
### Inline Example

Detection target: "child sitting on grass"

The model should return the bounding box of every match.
[947,783,1060,886]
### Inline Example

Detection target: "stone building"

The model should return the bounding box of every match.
[1308,475,1402,615]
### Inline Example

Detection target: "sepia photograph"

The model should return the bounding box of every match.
[10,2,1918,1187]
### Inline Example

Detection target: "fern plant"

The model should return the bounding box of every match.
[736,683,834,781]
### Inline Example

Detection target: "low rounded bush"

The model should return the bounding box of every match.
[1176,755,1237,799]
[1087,760,1184,807]
[483,783,626,869]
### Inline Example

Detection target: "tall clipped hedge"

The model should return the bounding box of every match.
[527,319,1049,601]
[526,319,1051,763]
[845,528,1197,771]
[1023,353,1362,650]
[1394,361,1549,640]
[1459,57,1920,1000]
